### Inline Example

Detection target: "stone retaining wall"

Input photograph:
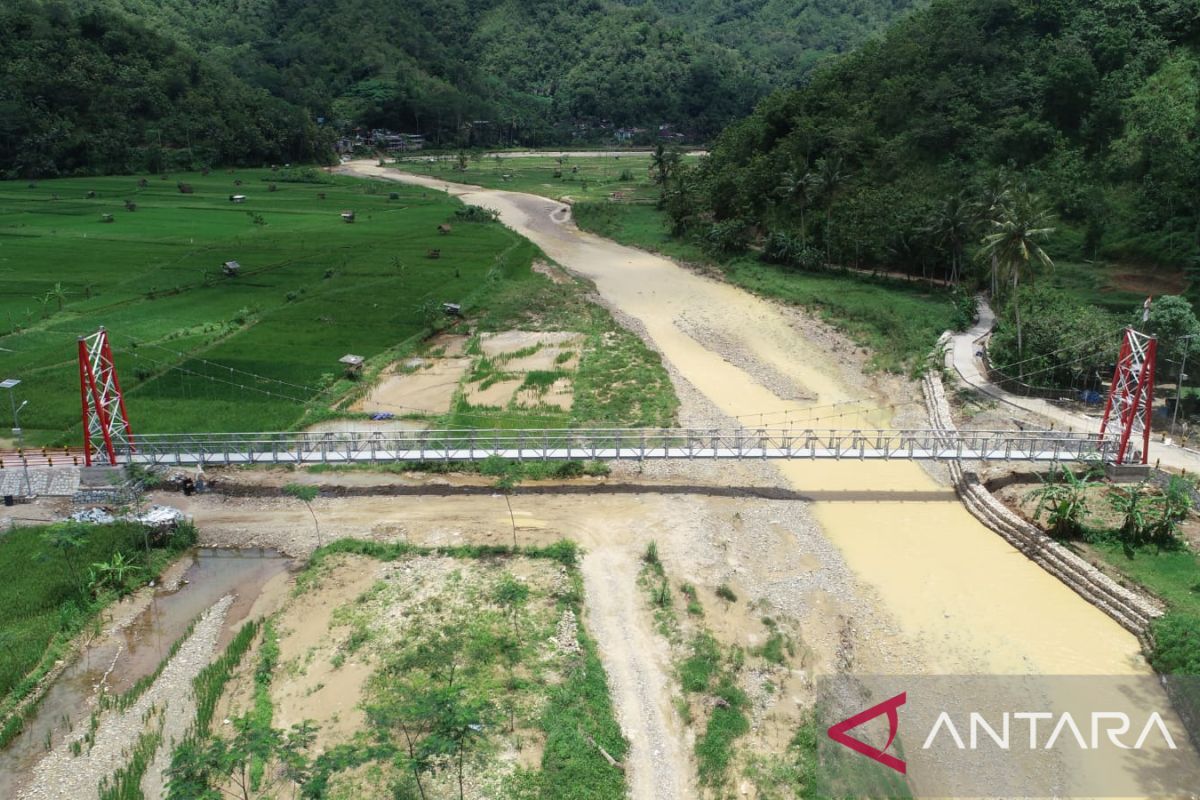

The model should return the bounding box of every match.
[924,359,1163,646]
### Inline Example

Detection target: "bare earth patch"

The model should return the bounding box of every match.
[352,357,472,415]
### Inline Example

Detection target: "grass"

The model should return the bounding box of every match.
[289,538,625,798]
[0,520,194,746]
[1010,480,1200,676]
[0,169,554,442]
[574,202,959,374]
[393,154,662,204]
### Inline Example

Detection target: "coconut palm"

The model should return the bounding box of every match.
[776,167,818,246]
[815,156,848,265]
[980,190,1056,367]
[650,143,681,193]
[926,193,973,284]
[974,170,1012,297]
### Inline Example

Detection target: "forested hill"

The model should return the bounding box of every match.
[681,0,1200,274]
[0,2,329,176]
[2,0,919,176]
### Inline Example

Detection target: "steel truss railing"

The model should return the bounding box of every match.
[120,427,1122,467]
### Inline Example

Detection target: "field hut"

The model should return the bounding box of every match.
[100,214,114,224]
[341,210,356,223]
[229,194,246,204]
[222,260,241,277]
[86,191,96,199]
[442,302,462,317]
[437,223,452,235]
[426,248,441,260]
[177,183,194,194]
[339,354,364,378]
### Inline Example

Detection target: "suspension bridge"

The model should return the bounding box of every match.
[62,326,1159,469]
[120,427,1127,466]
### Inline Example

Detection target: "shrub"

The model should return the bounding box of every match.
[455,205,499,223]
[1149,613,1200,674]
[715,583,738,603]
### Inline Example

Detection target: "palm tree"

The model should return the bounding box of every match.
[926,193,972,284]
[980,190,1056,369]
[973,170,1012,297]
[650,144,681,195]
[815,156,848,265]
[776,167,818,246]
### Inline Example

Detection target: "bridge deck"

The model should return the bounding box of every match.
[114,428,1124,467]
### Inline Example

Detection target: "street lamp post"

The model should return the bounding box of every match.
[0,379,31,497]
[1172,335,1198,435]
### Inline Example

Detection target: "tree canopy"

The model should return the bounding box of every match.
[680,0,1200,275]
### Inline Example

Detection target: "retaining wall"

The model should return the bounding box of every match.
[923,361,1163,646]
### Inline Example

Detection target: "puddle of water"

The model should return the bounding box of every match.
[0,548,291,798]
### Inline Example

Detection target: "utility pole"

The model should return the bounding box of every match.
[1172,334,1198,434]
[1,379,31,497]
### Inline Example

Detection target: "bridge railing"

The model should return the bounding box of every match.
[120,427,1120,466]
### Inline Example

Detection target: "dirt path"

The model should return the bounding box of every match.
[580,549,691,799]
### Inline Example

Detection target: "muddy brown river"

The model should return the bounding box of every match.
[344,161,1198,796]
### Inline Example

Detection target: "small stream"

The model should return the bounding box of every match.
[0,548,291,799]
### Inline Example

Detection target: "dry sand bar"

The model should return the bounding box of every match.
[120,427,1122,466]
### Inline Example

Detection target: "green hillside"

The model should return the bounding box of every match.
[678,0,1200,275]
[2,0,921,176]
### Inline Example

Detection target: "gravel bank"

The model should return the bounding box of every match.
[19,595,234,800]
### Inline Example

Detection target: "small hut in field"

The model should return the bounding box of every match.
[222,260,241,277]
[341,210,356,223]
[339,354,365,378]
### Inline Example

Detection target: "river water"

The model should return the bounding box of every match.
[0,548,290,799]
[344,161,1199,795]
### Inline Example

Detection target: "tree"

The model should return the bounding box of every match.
[369,626,495,800]
[815,156,848,265]
[1137,295,1200,390]
[980,191,1056,368]
[166,716,316,800]
[776,166,818,246]
[39,522,87,594]
[48,282,68,311]
[282,484,321,549]
[926,193,972,284]
[650,143,682,198]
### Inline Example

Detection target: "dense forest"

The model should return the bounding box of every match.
[1,0,920,176]
[674,0,1200,275]
[0,1,329,176]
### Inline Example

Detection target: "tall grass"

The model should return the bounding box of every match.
[0,521,193,748]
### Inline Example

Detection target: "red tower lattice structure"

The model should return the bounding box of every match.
[78,327,135,466]
[1098,328,1157,465]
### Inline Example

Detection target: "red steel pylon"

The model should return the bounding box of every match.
[78,327,135,466]
[1098,328,1157,465]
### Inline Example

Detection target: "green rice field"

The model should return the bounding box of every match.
[0,168,541,443]
[395,153,662,203]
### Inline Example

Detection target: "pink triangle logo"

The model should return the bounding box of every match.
[826,691,907,774]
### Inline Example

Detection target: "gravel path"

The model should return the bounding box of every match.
[18,596,234,800]
[581,549,691,799]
